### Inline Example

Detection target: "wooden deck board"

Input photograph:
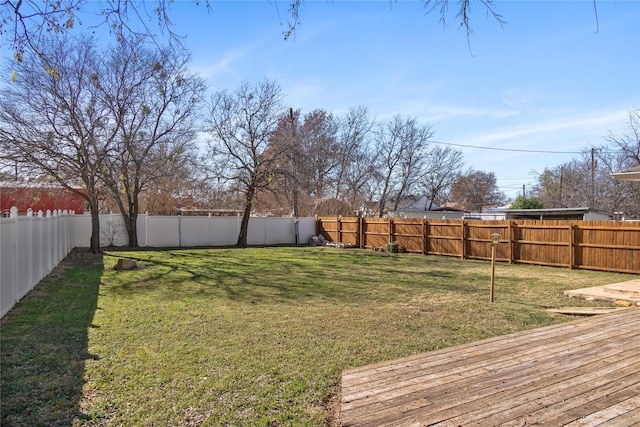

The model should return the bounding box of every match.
[340,309,640,426]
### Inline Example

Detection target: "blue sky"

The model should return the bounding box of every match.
[12,0,640,199]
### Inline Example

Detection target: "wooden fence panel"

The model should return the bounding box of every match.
[339,217,360,246]
[574,221,640,274]
[362,219,390,249]
[392,219,423,253]
[315,217,640,274]
[425,220,462,257]
[512,221,572,268]
[466,221,510,261]
[316,217,338,242]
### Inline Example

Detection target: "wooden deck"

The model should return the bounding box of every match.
[340,308,640,426]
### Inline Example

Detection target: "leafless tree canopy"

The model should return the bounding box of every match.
[533,110,640,218]
[2,0,504,61]
[419,145,465,209]
[0,35,113,252]
[372,115,434,217]
[284,0,504,41]
[205,79,287,247]
[449,170,507,211]
[0,34,206,250]
[98,38,206,246]
[255,107,467,218]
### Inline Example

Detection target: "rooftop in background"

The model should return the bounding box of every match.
[479,207,614,221]
[612,165,640,182]
[0,184,86,215]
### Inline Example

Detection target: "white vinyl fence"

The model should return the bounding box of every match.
[1,207,76,318]
[1,209,315,318]
[71,213,316,248]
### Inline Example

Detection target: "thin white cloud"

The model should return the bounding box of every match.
[191,47,253,83]
[467,110,629,147]
[425,104,522,121]
[285,81,324,104]
[499,88,572,110]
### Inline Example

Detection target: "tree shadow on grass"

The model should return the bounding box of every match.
[100,247,486,305]
[1,249,102,426]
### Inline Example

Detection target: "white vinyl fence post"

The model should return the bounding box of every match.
[37,210,43,282]
[26,208,34,292]
[10,207,18,308]
[45,210,52,274]
[208,213,213,247]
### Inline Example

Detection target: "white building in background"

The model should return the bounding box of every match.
[470,207,614,221]
[387,196,468,219]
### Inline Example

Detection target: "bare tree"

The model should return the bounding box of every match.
[606,110,640,165]
[254,109,300,216]
[334,106,377,214]
[533,142,639,218]
[532,111,640,218]
[1,0,83,60]
[533,167,566,208]
[422,0,505,39]
[284,0,504,40]
[334,107,373,194]
[604,109,640,217]
[392,121,434,211]
[420,145,465,209]
[2,0,206,61]
[98,39,206,246]
[0,35,114,253]
[262,105,378,216]
[450,170,507,211]
[372,115,433,217]
[205,79,287,247]
[296,110,340,203]
[3,0,505,63]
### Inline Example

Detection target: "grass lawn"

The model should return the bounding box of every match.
[1,246,634,426]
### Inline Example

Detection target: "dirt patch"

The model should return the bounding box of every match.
[51,248,103,276]
[326,384,343,427]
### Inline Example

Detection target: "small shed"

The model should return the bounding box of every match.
[478,207,613,221]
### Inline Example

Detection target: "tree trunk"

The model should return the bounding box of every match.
[88,198,102,254]
[237,188,255,248]
[127,213,138,247]
[378,175,392,218]
[127,200,139,247]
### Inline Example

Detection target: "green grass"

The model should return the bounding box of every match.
[1,247,634,426]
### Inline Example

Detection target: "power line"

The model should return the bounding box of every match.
[429,140,584,154]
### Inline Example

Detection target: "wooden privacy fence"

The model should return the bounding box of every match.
[316,217,640,274]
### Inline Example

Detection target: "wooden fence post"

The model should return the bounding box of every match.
[461,220,466,259]
[568,222,574,270]
[508,221,513,264]
[337,216,342,243]
[389,218,394,243]
[422,219,427,255]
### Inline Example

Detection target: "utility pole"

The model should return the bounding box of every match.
[290,108,299,244]
[522,184,526,198]
[591,147,596,207]
[560,166,564,207]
